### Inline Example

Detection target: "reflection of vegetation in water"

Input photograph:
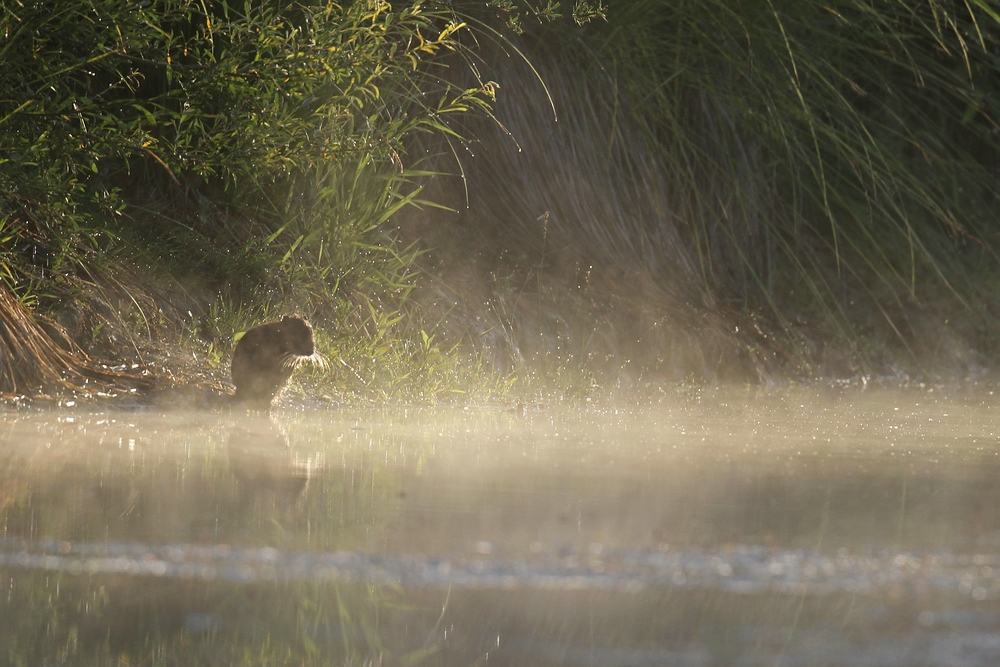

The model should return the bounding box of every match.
[3,568,992,666]
[3,400,1000,663]
[0,413,417,551]
[0,573,448,666]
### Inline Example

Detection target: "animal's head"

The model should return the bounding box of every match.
[278,315,315,357]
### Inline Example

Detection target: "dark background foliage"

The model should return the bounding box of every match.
[3,0,1000,397]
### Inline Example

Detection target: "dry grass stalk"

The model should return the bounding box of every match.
[0,285,149,396]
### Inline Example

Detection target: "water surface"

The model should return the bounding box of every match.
[3,387,1000,666]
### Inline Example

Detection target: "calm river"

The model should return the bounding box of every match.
[3,387,1000,666]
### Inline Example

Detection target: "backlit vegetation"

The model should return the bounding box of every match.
[3,0,1000,400]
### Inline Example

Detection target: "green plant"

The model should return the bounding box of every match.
[404,0,1000,384]
[0,0,520,397]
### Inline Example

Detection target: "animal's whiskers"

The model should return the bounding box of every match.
[304,351,328,370]
[280,353,302,371]
[280,351,327,371]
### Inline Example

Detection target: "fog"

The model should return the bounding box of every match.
[3,387,1000,665]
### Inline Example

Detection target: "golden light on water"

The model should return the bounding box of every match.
[2,387,1000,664]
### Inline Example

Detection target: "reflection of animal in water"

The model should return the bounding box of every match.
[227,422,311,512]
[231,315,319,405]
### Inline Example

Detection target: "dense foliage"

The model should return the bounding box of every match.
[4,0,1000,397]
[0,0,493,299]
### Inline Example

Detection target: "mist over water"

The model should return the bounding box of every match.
[4,388,1000,665]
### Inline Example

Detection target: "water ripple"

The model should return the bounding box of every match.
[2,538,998,599]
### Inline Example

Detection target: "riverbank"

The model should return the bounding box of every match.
[4,1,1000,404]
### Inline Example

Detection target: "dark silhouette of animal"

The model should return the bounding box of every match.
[231,315,315,405]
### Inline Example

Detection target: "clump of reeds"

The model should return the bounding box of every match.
[399,0,1000,384]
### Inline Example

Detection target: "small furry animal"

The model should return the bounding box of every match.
[231,315,317,405]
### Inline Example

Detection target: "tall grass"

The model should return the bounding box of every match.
[405,0,1000,383]
[599,1,1000,322]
